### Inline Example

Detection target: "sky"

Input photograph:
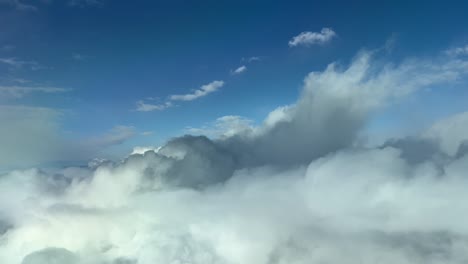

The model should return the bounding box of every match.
[4,1,468,264]
[2,0,468,168]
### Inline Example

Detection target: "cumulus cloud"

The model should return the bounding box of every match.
[170,80,224,101]
[3,49,468,264]
[288,27,337,47]
[231,65,247,75]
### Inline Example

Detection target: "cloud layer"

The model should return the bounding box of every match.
[2,49,468,264]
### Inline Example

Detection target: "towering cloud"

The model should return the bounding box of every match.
[2,49,468,264]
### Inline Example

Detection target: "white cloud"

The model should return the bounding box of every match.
[85,125,136,148]
[424,111,468,156]
[170,80,224,101]
[140,131,153,136]
[68,0,103,7]
[445,44,468,56]
[71,53,89,61]
[136,100,172,112]
[231,65,247,75]
[136,80,224,112]
[187,115,254,138]
[1,45,15,52]
[131,146,161,155]
[288,27,337,47]
[0,0,37,11]
[0,86,71,99]
[242,56,261,63]
[0,57,45,71]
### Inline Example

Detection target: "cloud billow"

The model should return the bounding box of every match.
[3,49,468,264]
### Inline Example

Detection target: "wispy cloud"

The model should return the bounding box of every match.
[288,27,337,47]
[1,45,15,52]
[446,44,468,57]
[0,0,37,11]
[0,86,71,99]
[140,131,153,136]
[86,125,136,148]
[187,115,254,138]
[170,80,224,101]
[231,65,247,75]
[136,80,225,112]
[0,58,46,71]
[68,0,103,8]
[242,56,261,63]
[72,53,90,61]
[136,100,172,112]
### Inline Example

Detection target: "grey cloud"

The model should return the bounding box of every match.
[22,248,79,264]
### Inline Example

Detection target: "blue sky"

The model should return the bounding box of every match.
[1,0,468,166]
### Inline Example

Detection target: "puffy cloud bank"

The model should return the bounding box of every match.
[2,50,468,264]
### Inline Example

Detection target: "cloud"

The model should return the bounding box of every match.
[136,100,172,112]
[423,111,468,156]
[85,125,136,149]
[71,53,89,61]
[136,80,224,112]
[131,146,160,155]
[0,58,45,71]
[288,27,337,47]
[231,65,247,75]
[170,80,224,101]
[3,48,468,264]
[0,106,136,169]
[68,0,103,7]
[0,105,64,169]
[140,131,153,136]
[445,44,468,57]
[0,0,37,11]
[242,56,262,63]
[0,86,71,99]
[1,45,15,52]
[187,115,255,138]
